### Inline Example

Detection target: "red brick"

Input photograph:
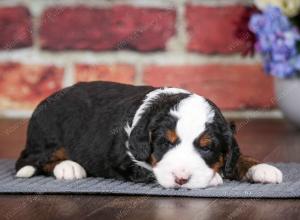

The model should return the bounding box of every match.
[0,7,32,49]
[0,63,64,110]
[186,5,253,54]
[40,6,176,51]
[76,64,135,84]
[143,64,275,110]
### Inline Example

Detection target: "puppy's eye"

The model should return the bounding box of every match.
[199,133,212,149]
[165,130,178,145]
[200,146,211,152]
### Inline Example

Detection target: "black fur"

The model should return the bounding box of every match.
[16,81,156,182]
[16,81,240,182]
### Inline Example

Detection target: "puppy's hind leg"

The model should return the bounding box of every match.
[40,147,87,180]
[15,146,68,178]
[53,160,87,180]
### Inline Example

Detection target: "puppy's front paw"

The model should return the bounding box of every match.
[53,160,87,180]
[208,173,223,187]
[246,163,282,184]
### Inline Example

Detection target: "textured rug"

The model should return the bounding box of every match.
[0,160,299,198]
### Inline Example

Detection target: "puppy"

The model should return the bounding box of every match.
[15,81,282,188]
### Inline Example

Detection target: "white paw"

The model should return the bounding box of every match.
[16,165,36,178]
[246,163,283,184]
[208,173,223,187]
[53,160,87,180]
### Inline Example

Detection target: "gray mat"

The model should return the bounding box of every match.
[0,160,300,198]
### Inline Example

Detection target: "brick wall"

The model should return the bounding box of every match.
[0,0,277,118]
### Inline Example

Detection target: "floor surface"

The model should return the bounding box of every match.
[0,118,299,220]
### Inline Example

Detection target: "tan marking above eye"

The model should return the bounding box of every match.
[166,130,178,144]
[199,133,212,147]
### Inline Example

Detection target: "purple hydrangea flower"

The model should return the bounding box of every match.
[249,7,300,78]
[270,61,295,78]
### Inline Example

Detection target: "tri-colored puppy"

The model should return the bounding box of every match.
[16,81,282,188]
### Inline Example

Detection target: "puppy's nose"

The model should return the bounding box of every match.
[175,176,190,185]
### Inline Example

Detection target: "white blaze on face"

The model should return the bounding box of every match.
[153,94,216,188]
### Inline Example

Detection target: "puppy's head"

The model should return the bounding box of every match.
[128,92,240,188]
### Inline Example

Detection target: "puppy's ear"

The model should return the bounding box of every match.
[223,123,240,178]
[128,121,152,161]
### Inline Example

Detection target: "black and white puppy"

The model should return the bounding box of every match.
[16,81,282,188]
